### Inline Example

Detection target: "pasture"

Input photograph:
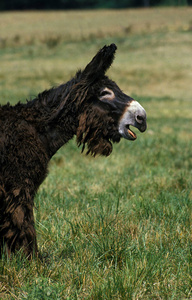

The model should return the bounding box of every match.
[0,7,192,299]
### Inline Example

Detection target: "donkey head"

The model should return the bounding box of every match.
[75,44,147,156]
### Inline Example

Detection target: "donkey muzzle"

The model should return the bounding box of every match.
[118,100,147,141]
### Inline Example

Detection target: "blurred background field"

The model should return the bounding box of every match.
[0,7,192,300]
[0,8,192,102]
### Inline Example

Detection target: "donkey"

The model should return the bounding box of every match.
[0,44,147,258]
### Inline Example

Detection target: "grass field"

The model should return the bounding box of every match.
[0,7,192,299]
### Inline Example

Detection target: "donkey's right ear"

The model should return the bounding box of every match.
[81,44,117,84]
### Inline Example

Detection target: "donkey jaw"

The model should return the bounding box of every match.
[118,100,147,141]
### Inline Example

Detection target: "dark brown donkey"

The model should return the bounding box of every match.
[0,44,147,258]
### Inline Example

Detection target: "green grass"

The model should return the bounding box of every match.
[0,8,192,300]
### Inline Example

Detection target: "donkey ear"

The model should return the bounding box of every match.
[81,43,117,82]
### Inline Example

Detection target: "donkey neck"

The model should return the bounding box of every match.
[30,80,80,158]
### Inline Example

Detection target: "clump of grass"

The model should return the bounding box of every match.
[42,35,62,48]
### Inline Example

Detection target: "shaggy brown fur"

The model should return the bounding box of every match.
[0,44,146,258]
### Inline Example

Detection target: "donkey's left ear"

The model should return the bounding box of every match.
[81,44,117,83]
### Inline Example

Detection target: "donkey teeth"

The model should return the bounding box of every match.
[127,126,137,139]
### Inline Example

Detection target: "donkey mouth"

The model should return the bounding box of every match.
[125,125,137,140]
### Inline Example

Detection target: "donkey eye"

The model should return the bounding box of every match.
[99,88,115,101]
[100,90,110,97]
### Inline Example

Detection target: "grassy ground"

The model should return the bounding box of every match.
[0,7,192,299]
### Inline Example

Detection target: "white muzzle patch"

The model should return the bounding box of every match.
[118,100,147,140]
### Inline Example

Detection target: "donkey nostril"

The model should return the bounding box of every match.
[136,115,144,124]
